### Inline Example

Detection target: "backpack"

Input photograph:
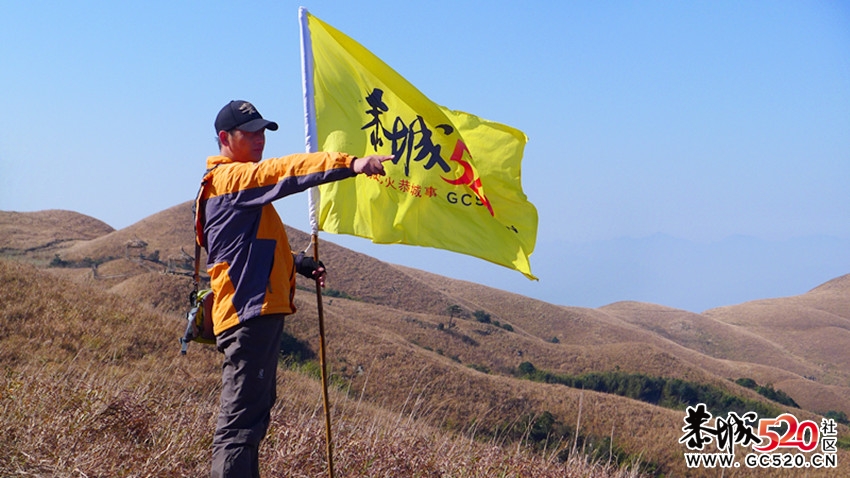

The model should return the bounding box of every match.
[180,167,218,355]
[180,288,215,354]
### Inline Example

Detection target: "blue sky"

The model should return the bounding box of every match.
[1,1,848,312]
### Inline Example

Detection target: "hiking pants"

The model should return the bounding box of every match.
[211,314,284,478]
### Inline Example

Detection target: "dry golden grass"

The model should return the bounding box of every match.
[282,292,850,477]
[1,259,648,477]
[0,209,114,264]
[3,206,850,477]
[59,202,197,263]
[704,285,850,391]
[390,264,850,423]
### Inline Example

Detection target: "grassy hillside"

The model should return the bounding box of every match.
[0,209,114,262]
[2,205,850,476]
[0,259,643,477]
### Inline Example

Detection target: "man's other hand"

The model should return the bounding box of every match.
[351,155,394,176]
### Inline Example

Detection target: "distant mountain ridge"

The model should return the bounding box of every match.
[457,232,850,313]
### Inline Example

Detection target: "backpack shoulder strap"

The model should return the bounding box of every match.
[193,165,219,292]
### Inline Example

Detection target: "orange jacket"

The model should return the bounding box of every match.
[197,152,354,335]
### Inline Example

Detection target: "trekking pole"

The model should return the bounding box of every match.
[301,12,333,469]
[312,232,335,478]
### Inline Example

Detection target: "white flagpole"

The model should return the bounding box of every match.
[299,7,335,478]
[300,6,320,231]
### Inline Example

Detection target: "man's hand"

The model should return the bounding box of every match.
[351,155,394,176]
[312,265,327,288]
[295,252,326,287]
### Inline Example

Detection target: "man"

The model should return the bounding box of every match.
[197,100,392,477]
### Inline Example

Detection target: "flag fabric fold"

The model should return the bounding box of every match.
[300,7,538,279]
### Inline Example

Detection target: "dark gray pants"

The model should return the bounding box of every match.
[211,314,285,478]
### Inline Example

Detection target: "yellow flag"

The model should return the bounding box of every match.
[301,9,537,279]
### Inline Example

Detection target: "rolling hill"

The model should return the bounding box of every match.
[2,204,848,477]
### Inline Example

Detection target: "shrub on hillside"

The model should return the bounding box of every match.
[49,254,115,268]
[323,288,356,300]
[825,410,849,425]
[516,363,784,418]
[735,377,799,408]
[279,331,315,363]
[735,377,758,389]
[473,310,491,324]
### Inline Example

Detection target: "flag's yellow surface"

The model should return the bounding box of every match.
[305,12,537,279]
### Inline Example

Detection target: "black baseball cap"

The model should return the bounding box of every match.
[215,100,279,133]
